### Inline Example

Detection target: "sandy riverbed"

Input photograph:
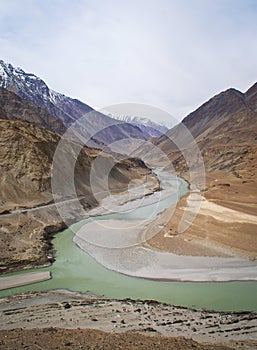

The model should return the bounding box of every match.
[74,179,257,282]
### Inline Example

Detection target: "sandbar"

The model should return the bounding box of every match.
[0,271,51,291]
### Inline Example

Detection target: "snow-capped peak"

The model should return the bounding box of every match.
[108,113,168,137]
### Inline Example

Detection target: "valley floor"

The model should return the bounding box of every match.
[73,171,257,282]
[0,169,159,274]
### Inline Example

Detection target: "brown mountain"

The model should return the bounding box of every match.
[0,87,66,134]
[0,80,159,272]
[144,83,257,259]
[245,82,257,111]
[0,60,148,150]
[154,83,257,176]
[0,118,156,272]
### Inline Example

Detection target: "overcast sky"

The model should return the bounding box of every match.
[1,0,257,124]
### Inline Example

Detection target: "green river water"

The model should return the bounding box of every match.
[1,176,257,312]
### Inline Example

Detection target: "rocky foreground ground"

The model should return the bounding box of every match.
[0,291,257,349]
[0,328,233,350]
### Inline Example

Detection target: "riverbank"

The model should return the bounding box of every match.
[0,271,52,291]
[0,290,257,349]
[73,171,257,282]
[2,169,257,310]
[0,168,159,274]
[147,172,257,260]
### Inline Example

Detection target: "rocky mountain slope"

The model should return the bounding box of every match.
[0,87,66,134]
[0,82,160,272]
[0,116,156,271]
[142,83,257,258]
[109,114,168,137]
[153,83,257,179]
[0,60,148,150]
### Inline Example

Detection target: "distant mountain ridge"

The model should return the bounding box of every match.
[109,114,168,137]
[0,59,148,151]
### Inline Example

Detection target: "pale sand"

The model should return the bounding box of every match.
[75,219,149,249]
[74,173,257,282]
[85,170,181,220]
[200,199,257,224]
[0,271,51,291]
[186,194,257,224]
[75,234,257,281]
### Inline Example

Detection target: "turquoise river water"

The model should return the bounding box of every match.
[1,175,257,312]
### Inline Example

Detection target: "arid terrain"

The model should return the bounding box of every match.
[1,61,257,349]
[0,329,232,350]
[141,84,257,259]
[1,291,257,349]
[0,97,158,273]
[146,174,257,259]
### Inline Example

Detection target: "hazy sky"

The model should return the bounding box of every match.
[1,0,257,124]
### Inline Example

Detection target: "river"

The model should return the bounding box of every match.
[1,171,257,312]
